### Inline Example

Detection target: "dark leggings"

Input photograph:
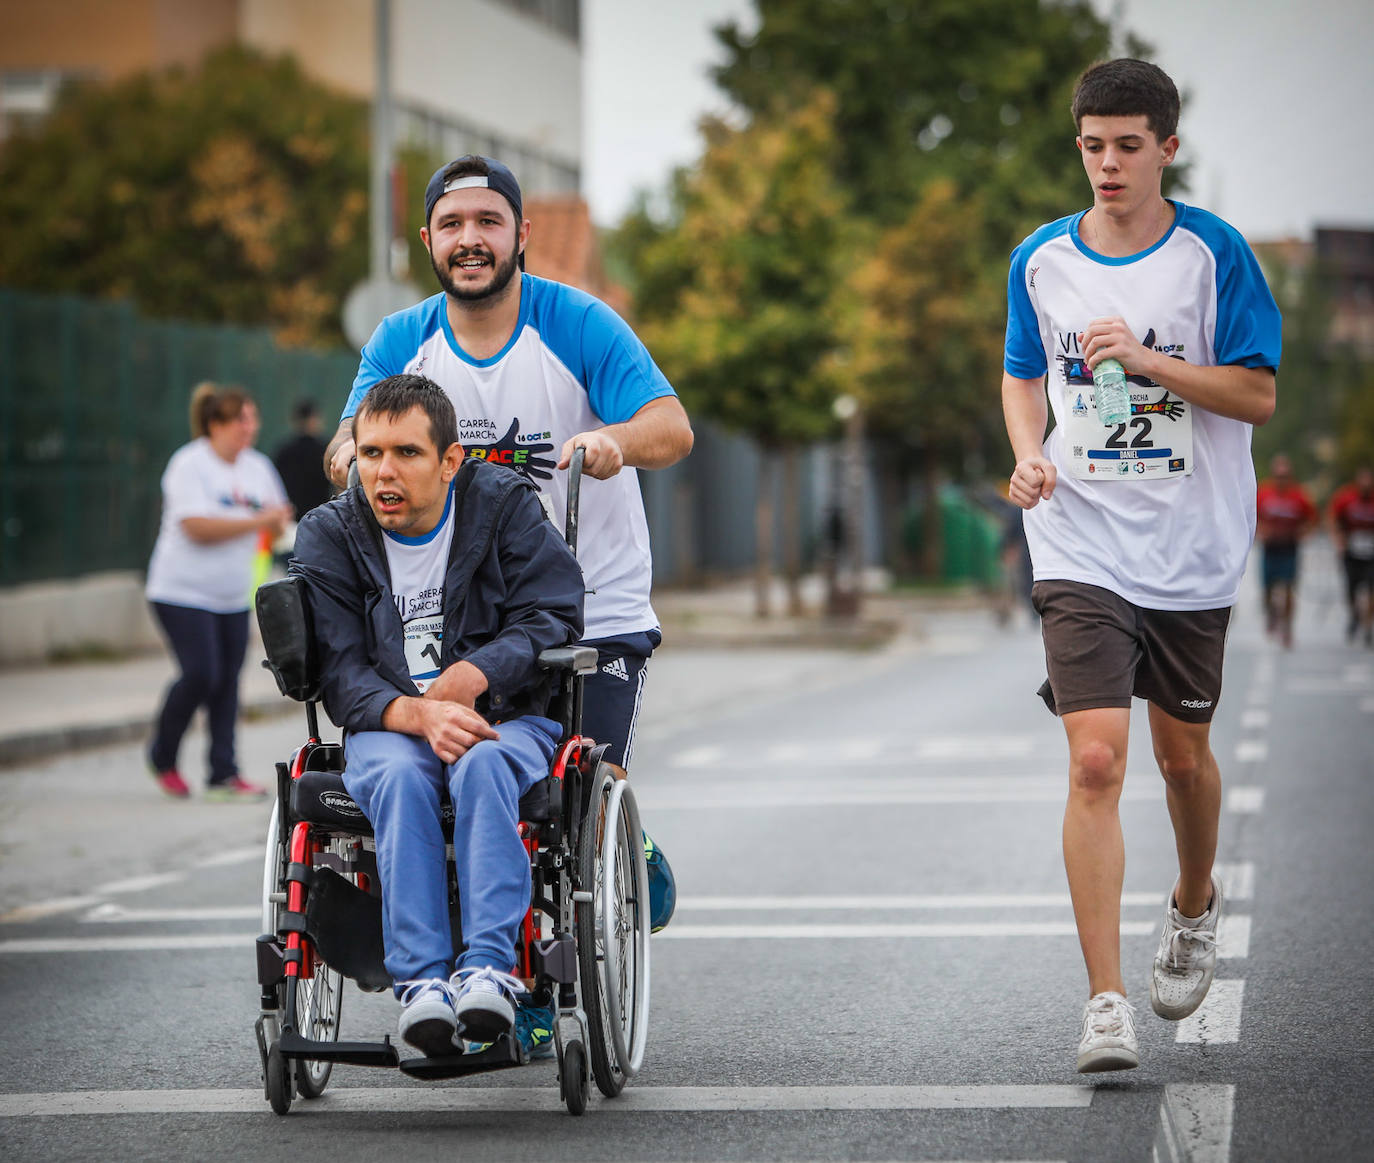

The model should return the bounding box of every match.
[149,602,249,785]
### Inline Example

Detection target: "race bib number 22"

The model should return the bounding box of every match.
[1062,383,1194,481]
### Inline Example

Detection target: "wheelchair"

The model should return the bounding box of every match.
[251,454,650,1116]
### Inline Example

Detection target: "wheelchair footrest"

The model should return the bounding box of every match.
[277,1029,399,1068]
[398,1035,528,1080]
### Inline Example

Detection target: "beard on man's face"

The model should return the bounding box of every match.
[429,243,520,302]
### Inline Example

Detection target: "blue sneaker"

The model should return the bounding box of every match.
[514,997,556,1060]
[464,995,555,1060]
[643,829,676,933]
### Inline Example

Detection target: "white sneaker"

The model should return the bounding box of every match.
[1077,991,1139,1073]
[396,978,458,1058]
[1150,875,1222,1020]
[450,965,523,1043]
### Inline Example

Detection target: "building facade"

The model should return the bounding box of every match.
[0,0,582,196]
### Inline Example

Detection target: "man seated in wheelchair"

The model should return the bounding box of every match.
[289,373,583,1058]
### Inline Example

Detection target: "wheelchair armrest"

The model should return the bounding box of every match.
[255,576,321,703]
[538,646,598,676]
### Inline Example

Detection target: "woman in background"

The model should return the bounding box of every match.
[145,383,292,799]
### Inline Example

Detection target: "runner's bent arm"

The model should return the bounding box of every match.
[1081,317,1276,426]
[557,396,694,480]
[1003,372,1057,509]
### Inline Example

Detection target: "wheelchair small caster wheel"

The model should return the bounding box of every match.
[266,1044,293,1115]
[560,1040,588,1116]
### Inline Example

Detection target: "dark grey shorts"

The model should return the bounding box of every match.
[1031,580,1231,724]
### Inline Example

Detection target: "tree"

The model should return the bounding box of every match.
[843,178,1006,576]
[0,46,374,348]
[712,0,1118,234]
[631,91,853,615]
[708,2,1169,576]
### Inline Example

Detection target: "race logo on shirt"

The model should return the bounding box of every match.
[463,417,557,481]
[1054,327,1183,389]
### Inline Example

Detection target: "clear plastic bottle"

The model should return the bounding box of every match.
[1092,357,1130,425]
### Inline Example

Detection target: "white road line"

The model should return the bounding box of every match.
[1286,677,1372,693]
[1214,861,1254,901]
[669,744,726,769]
[658,922,1158,940]
[639,780,1267,811]
[1153,1084,1235,1163]
[1240,709,1269,729]
[0,1084,1095,1118]
[1234,739,1268,763]
[1225,787,1265,814]
[677,893,1163,911]
[100,872,185,895]
[192,846,261,868]
[0,935,251,954]
[764,742,814,764]
[1,923,1167,953]
[81,904,259,924]
[1175,979,1245,1044]
[668,739,1041,771]
[0,895,102,923]
[1217,915,1251,960]
[913,737,1037,760]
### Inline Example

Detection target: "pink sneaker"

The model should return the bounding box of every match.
[151,769,191,798]
[204,775,269,801]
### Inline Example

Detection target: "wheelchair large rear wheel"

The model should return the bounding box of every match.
[261,801,344,1099]
[575,763,651,1097]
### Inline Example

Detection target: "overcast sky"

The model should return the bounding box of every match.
[583,0,1374,241]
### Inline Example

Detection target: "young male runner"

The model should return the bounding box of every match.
[1001,59,1282,1072]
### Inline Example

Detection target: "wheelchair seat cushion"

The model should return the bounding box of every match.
[290,769,559,834]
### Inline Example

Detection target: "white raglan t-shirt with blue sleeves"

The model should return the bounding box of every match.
[1004,201,1282,611]
[343,273,675,641]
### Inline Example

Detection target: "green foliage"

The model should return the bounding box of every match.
[654,0,1160,475]
[632,91,853,449]
[712,0,1119,240]
[843,178,1006,466]
[0,46,371,348]
[1252,252,1374,484]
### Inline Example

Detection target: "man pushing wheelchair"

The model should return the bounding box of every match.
[289,373,583,1058]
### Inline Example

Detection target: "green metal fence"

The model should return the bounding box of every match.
[0,289,357,587]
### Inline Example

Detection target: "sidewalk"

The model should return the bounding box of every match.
[0,578,991,768]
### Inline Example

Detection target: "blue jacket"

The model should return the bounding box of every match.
[289,459,584,733]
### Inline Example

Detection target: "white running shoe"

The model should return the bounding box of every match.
[1150,874,1222,1020]
[1077,991,1139,1073]
[450,965,524,1043]
[396,978,458,1058]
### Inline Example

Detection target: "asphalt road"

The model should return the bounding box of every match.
[1,552,1370,1162]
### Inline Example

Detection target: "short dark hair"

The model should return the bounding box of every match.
[353,374,458,455]
[1071,59,1180,142]
[291,397,318,424]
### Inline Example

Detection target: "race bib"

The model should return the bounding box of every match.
[402,614,444,692]
[1062,382,1194,481]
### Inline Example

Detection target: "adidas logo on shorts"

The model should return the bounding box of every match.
[602,656,630,682]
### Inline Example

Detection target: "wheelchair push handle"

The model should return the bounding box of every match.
[565,445,584,553]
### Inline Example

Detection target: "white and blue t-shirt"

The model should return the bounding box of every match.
[343,274,675,641]
[381,481,457,692]
[1004,201,1282,610]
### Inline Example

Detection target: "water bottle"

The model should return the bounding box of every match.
[1092,358,1130,425]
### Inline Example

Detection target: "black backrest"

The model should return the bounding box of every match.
[255,576,320,703]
